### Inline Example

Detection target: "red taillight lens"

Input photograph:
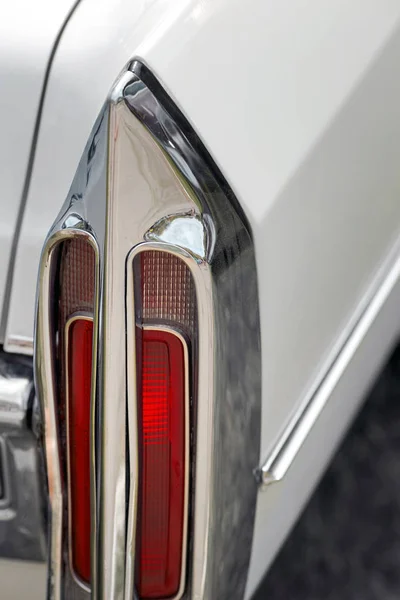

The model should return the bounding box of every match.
[136,329,186,598]
[134,250,197,600]
[56,238,95,588]
[67,317,93,584]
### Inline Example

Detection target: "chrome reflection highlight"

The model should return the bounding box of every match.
[145,214,210,261]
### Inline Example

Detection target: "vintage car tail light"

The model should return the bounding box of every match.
[134,251,195,599]
[35,63,261,600]
[57,237,95,589]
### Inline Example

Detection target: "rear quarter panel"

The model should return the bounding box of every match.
[0,0,76,337]
[5,0,400,596]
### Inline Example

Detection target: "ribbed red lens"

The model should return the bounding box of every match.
[136,329,186,598]
[67,317,93,584]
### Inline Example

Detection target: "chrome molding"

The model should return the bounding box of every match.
[35,61,261,600]
[35,228,99,600]
[258,239,400,489]
[0,437,9,508]
[4,335,34,356]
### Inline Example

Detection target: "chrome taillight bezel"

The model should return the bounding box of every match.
[35,62,261,600]
[127,246,197,600]
[35,229,99,600]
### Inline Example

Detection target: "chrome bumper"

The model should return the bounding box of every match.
[0,351,46,562]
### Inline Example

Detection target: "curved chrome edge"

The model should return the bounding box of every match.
[0,437,10,509]
[35,233,67,600]
[124,253,137,600]
[35,227,100,600]
[35,94,125,600]
[258,241,400,489]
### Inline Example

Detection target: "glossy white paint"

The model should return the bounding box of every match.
[247,240,400,596]
[0,0,77,340]
[4,0,400,595]
[0,559,46,600]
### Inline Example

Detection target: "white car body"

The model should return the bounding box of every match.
[1,1,400,597]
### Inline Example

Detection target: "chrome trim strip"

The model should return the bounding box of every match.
[36,236,63,600]
[4,335,34,356]
[258,245,400,488]
[35,228,99,599]
[0,437,9,508]
[65,313,94,593]
[124,250,138,600]
[123,64,261,600]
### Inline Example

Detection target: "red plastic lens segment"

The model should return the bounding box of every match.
[67,317,93,584]
[136,329,186,599]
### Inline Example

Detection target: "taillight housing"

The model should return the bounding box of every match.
[133,251,196,599]
[35,62,261,600]
[54,237,95,592]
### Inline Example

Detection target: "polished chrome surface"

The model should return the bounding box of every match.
[35,227,99,600]
[35,62,261,599]
[35,92,123,598]
[0,352,46,561]
[36,233,63,600]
